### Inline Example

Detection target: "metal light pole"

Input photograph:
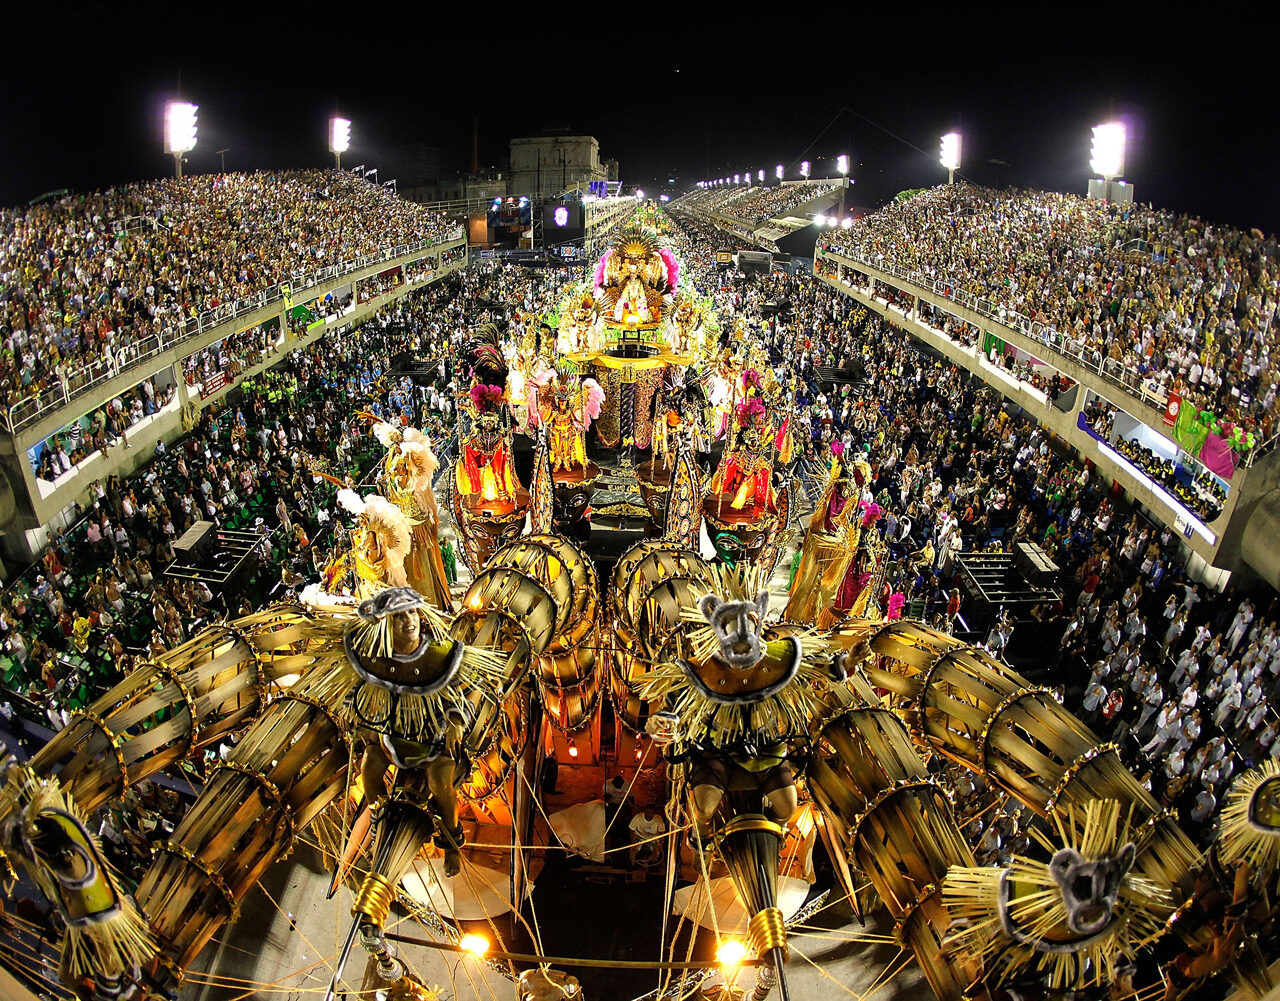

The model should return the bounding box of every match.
[216,148,229,173]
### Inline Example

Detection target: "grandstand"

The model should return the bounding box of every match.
[0,171,467,557]
[670,178,840,251]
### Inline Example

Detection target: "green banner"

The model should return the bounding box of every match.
[1173,403,1209,455]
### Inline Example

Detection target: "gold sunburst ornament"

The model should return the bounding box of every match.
[1218,760,1280,881]
[0,764,156,984]
[637,563,838,748]
[942,799,1172,990]
[322,588,508,743]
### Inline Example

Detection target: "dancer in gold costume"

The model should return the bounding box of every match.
[784,455,880,628]
[530,371,605,474]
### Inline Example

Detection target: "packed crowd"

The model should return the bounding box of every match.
[0,170,462,411]
[822,183,1280,437]
[29,375,178,480]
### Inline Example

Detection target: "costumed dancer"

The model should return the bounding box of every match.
[334,490,414,593]
[784,452,882,628]
[455,386,518,506]
[709,398,775,514]
[529,372,605,474]
[373,420,454,610]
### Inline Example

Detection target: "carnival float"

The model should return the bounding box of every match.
[2,222,1277,1001]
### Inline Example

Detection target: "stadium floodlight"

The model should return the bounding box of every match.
[164,101,198,179]
[836,154,849,175]
[840,216,853,229]
[636,189,644,199]
[734,174,740,184]
[757,169,764,182]
[800,160,810,178]
[1091,121,1126,180]
[813,214,825,227]
[329,117,351,169]
[775,164,784,180]
[940,132,962,183]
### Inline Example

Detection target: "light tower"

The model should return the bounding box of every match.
[800,160,810,179]
[164,101,198,180]
[940,132,962,185]
[1089,121,1128,202]
[329,117,351,170]
[775,164,784,182]
[836,153,849,220]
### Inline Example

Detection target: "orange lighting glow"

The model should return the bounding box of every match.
[717,940,748,966]
[458,934,489,956]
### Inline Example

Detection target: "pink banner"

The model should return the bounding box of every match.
[1199,432,1236,481]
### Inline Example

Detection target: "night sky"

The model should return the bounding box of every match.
[3,11,1275,233]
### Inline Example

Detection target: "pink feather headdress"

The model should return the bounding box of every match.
[583,378,605,428]
[658,248,679,291]
[735,397,767,426]
[470,384,505,414]
[593,250,613,289]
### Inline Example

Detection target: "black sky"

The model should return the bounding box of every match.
[3,8,1276,232]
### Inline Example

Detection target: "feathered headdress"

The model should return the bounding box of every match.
[338,491,413,556]
[371,420,402,449]
[469,384,506,415]
[657,248,680,292]
[399,439,439,481]
[735,397,767,427]
[593,250,613,290]
[525,369,558,429]
[582,378,605,427]
[463,322,508,383]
